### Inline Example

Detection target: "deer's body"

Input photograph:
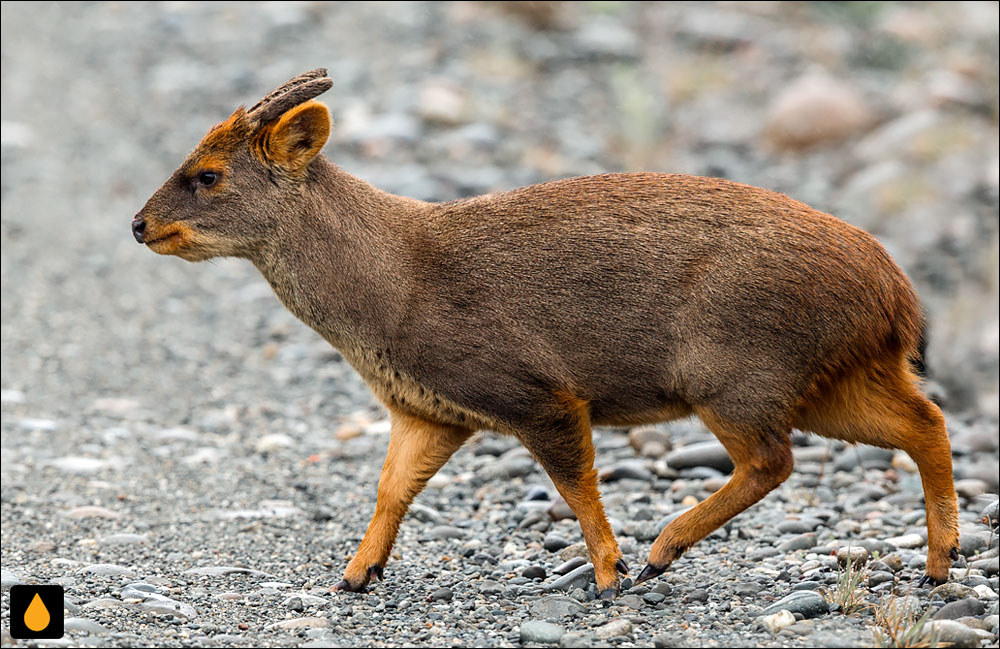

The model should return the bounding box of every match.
[135,70,959,598]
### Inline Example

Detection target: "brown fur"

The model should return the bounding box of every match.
[135,71,959,595]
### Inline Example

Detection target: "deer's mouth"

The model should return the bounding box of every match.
[144,222,193,255]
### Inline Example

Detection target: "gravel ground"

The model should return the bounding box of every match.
[2,2,998,647]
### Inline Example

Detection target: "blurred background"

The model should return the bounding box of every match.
[2,1,996,421]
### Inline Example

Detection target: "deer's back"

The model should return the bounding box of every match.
[388,173,920,429]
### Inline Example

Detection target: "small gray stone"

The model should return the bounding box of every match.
[548,498,577,521]
[684,588,709,603]
[665,441,734,473]
[934,598,985,619]
[929,620,983,648]
[980,500,999,526]
[959,531,993,557]
[601,460,652,482]
[522,565,547,580]
[182,566,273,578]
[427,525,466,541]
[930,583,978,601]
[617,594,645,609]
[559,543,590,562]
[545,564,595,592]
[429,587,453,602]
[520,620,566,644]
[734,582,763,597]
[970,557,999,576]
[759,591,829,619]
[553,557,588,575]
[1,569,25,589]
[595,618,633,639]
[559,633,589,648]
[778,533,817,553]
[478,579,503,596]
[77,564,135,577]
[544,533,572,552]
[407,503,441,523]
[64,618,110,634]
[643,592,666,605]
[529,596,585,618]
[97,533,148,546]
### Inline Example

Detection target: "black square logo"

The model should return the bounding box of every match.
[9,584,64,639]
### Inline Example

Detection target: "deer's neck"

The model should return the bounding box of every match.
[249,157,425,355]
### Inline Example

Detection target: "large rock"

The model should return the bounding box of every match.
[764,73,871,151]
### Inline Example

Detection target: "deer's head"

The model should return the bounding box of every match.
[132,69,333,261]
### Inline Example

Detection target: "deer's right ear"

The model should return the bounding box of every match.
[256,100,331,174]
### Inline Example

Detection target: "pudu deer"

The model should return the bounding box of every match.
[134,69,959,598]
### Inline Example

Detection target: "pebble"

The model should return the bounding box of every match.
[954,478,989,499]
[544,533,572,552]
[601,459,652,482]
[548,498,577,521]
[959,530,993,556]
[763,73,871,150]
[429,587,453,602]
[77,563,134,577]
[665,441,734,473]
[758,609,796,634]
[520,620,566,644]
[97,534,148,546]
[66,506,120,519]
[758,591,829,619]
[522,565,547,580]
[553,557,588,575]
[254,433,294,452]
[595,619,633,639]
[777,533,817,553]
[928,620,983,648]
[545,564,595,592]
[182,566,273,577]
[886,533,926,549]
[64,618,110,634]
[930,583,978,601]
[427,525,466,541]
[980,500,999,526]
[559,543,590,562]
[529,596,585,618]
[934,598,985,619]
[836,546,869,567]
[266,617,332,630]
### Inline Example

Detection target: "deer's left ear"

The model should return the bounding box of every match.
[258,100,330,173]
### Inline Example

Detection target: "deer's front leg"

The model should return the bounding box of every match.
[334,408,472,592]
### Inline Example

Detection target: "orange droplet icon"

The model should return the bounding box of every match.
[24,592,51,632]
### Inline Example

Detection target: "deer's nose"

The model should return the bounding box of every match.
[132,215,146,243]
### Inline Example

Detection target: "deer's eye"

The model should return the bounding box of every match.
[198,171,218,187]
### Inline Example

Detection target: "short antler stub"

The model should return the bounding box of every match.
[248,68,333,128]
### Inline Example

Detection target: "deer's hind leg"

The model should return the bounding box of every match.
[636,407,794,585]
[795,362,959,584]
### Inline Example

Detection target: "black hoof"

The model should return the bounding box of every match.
[633,563,665,586]
[615,558,629,575]
[916,574,945,588]
[332,579,366,593]
[949,547,960,561]
[598,587,618,601]
[368,565,384,580]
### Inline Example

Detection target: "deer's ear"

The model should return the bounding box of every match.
[260,100,330,173]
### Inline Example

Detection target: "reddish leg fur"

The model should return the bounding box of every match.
[794,359,959,583]
[637,408,794,583]
[334,408,472,592]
